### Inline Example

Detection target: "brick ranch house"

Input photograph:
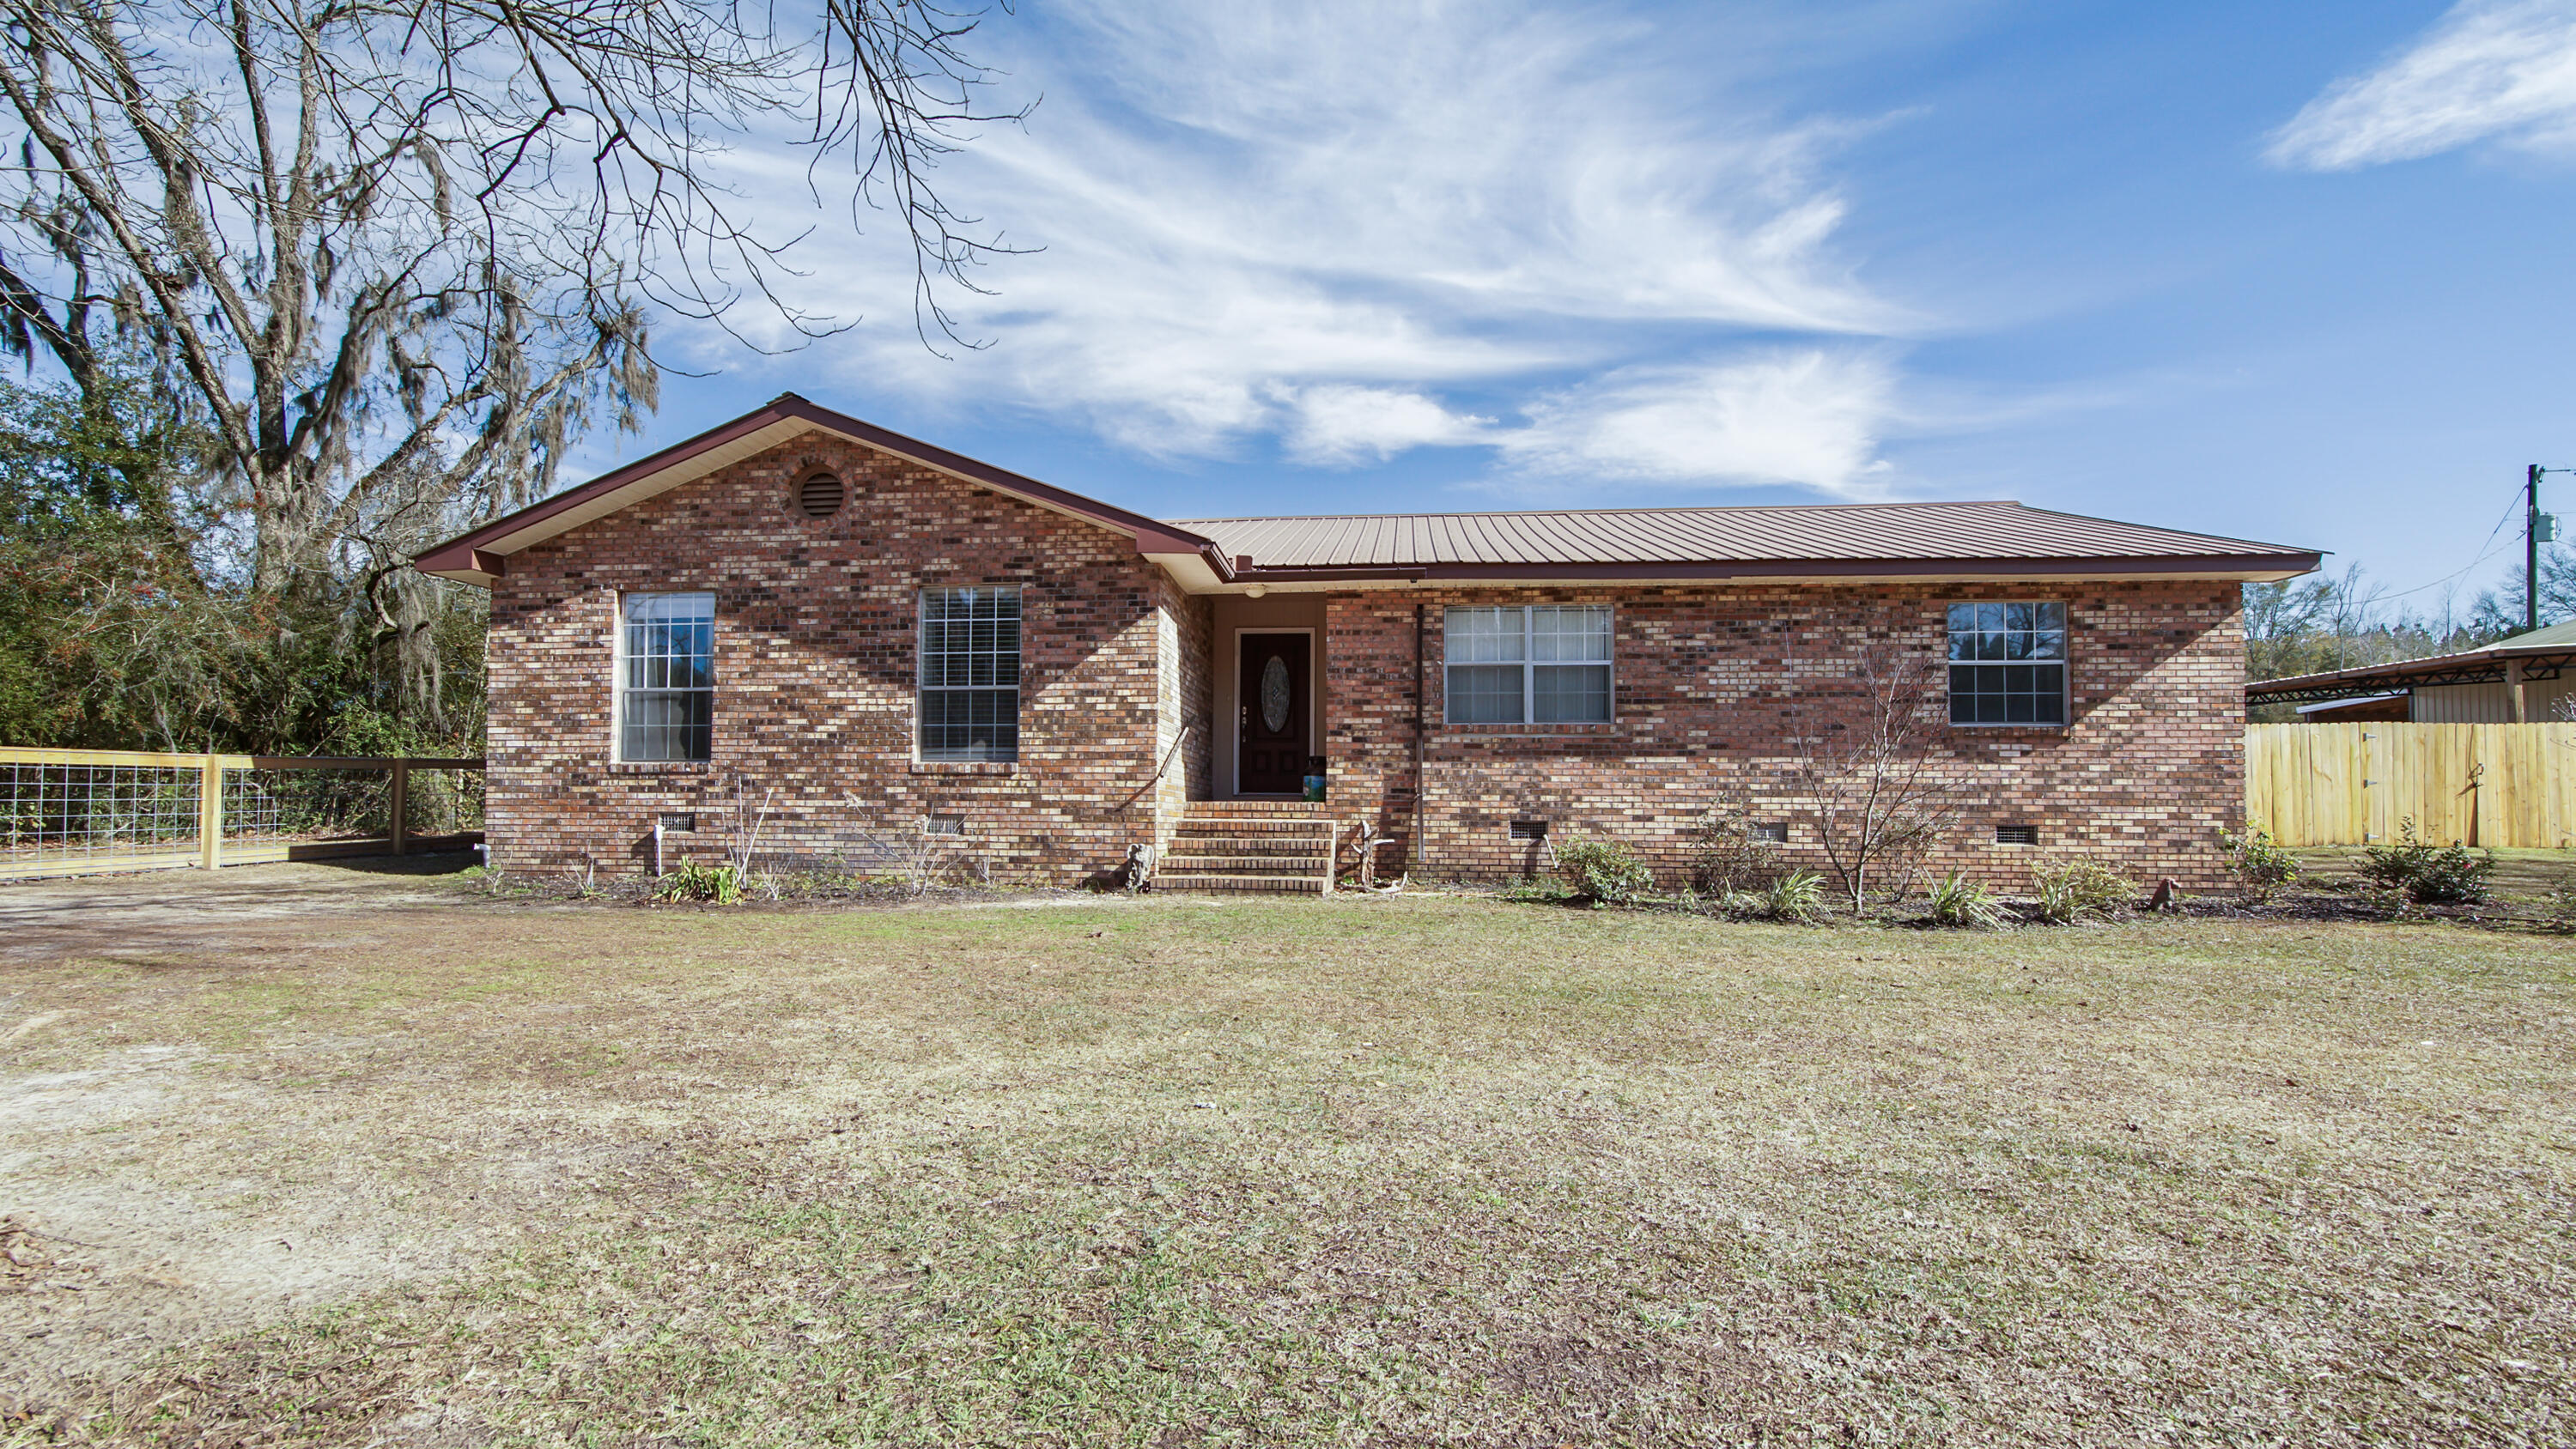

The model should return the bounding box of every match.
[414,394,2319,892]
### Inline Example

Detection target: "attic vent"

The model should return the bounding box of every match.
[1995,823,2039,846]
[797,473,847,518]
[1508,819,1549,842]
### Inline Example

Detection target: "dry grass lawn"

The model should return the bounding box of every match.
[2,863,2572,1446]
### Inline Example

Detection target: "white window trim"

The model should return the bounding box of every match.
[1943,600,2071,730]
[914,585,1024,764]
[612,591,716,764]
[1442,604,1616,725]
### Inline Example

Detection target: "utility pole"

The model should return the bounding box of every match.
[2533,464,2545,634]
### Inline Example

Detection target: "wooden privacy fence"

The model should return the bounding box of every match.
[0,748,484,881]
[2246,723,2576,848]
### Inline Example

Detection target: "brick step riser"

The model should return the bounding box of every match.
[1161,860,1327,877]
[1163,840,1333,856]
[1172,821,1337,837]
[1154,875,1326,894]
[1164,854,1329,870]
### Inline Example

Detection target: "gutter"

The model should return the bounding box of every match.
[1213,551,2322,588]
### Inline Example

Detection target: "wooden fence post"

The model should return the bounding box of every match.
[198,755,223,870]
[389,762,410,856]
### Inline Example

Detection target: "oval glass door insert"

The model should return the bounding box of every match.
[1261,654,1291,733]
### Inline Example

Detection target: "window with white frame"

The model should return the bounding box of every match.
[919,586,1021,761]
[619,592,714,761]
[1443,604,1613,724]
[1946,602,2067,725]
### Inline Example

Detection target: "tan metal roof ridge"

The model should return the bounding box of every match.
[413,394,1230,587]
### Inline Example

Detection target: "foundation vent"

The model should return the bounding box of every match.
[1508,820,1549,842]
[1994,823,2039,846]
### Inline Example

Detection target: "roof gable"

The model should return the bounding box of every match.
[411,395,1228,588]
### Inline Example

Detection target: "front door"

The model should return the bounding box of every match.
[1237,633,1312,795]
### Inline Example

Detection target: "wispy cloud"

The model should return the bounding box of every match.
[713,0,1918,495]
[2269,0,2576,170]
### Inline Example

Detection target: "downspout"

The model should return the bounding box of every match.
[1412,602,1426,876]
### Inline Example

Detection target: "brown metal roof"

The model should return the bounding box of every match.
[1178,500,2317,578]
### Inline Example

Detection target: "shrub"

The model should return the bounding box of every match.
[1715,869,1827,924]
[2025,860,2133,925]
[2029,871,2087,925]
[1687,800,1782,894]
[1760,869,1827,924]
[653,860,744,905]
[2035,858,2136,916]
[1925,871,2006,929]
[2356,817,2495,905]
[2218,818,2301,904]
[1555,839,1655,906]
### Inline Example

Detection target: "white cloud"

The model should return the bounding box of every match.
[1277,385,1492,466]
[700,0,1914,494]
[1497,350,1899,494]
[2269,0,2576,170]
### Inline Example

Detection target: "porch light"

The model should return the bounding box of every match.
[1245,585,1267,598]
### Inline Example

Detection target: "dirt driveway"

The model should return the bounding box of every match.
[1,858,509,1396]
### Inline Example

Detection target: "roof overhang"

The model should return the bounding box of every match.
[2246,645,2576,706]
[414,395,1233,589]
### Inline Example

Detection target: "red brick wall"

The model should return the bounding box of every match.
[483,433,1179,884]
[1324,582,2246,891]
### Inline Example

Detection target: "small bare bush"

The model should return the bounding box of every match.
[1688,795,1783,894]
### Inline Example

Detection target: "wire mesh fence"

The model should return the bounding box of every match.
[0,758,205,873]
[223,767,392,847]
[0,749,483,880]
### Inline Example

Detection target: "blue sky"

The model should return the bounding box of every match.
[635,0,2576,613]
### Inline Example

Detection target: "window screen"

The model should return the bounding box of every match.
[919,586,1021,761]
[1443,605,1612,724]
[1947,602,2067,725]
[620,592,714,761]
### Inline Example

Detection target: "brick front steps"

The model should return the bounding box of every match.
[1157,802,1341,894]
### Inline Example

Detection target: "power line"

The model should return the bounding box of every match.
[2366,482,2527,603]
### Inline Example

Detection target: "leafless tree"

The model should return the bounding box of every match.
[0,0,1024,704]
[1786,647,1969,913]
